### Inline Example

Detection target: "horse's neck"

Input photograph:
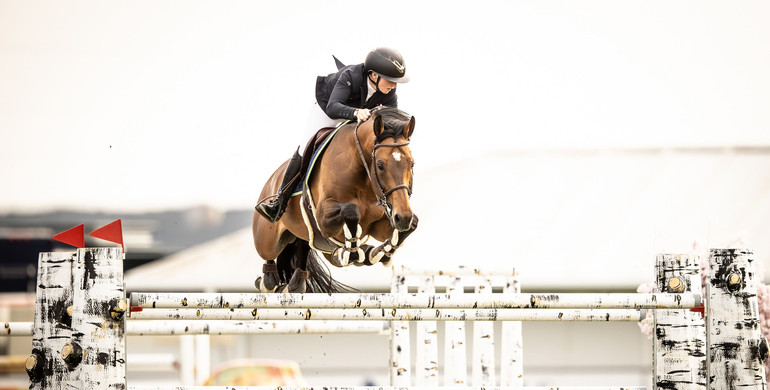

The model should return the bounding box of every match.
[350,123,376,165]
[325,124,373,182]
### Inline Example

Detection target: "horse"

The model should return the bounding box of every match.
[252,107,418,293]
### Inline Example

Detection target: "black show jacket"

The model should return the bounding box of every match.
[315,63,398,120]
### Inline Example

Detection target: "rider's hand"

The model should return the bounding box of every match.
[354,109,371,122]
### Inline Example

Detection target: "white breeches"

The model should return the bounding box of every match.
[300,102,345,155]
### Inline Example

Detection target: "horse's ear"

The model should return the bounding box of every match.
[373,114,384,137]
[403,116,415,139]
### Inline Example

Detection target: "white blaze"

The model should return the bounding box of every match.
[393,151,402,161]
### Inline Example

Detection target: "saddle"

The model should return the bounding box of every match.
[291,126,339,197]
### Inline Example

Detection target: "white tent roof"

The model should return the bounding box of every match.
[126,147,770,292]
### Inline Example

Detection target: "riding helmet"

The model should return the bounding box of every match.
[364,47,410,83]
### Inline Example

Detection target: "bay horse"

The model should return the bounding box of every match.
[252,107,418,293]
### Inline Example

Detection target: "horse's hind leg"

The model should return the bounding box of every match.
[277,240,310,293]
[255,235,295,292]
[255,261,281,293]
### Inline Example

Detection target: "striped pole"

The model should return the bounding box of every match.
[707,249,767,389]
[128,386,647,390]
[443,275,467,386]
[69,248,126,389]
[652,253,706,390]
[127,386,648,390]
[2,320,388,336]
[389,273,410,386]
[500,270,524,386]
[130,292,700,310]
[472,277,495,386]
[130,308,646,322]
[28,251,75,389]
[415,275,438,386]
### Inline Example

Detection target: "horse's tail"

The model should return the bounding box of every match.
[277,240,355,293]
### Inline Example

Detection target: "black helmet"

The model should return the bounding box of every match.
[364,47,410,83]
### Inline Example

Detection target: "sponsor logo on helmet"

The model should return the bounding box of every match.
[392,60,405,74]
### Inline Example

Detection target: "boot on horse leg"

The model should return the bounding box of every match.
[277,268,309,293]
[256,149,302,223]
[321,203,366,267]
[255,260,282,293]
[369,214,419,267]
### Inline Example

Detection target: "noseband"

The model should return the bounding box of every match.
[354,121,412,220]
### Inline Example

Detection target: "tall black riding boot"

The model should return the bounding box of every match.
[256,149,302,223]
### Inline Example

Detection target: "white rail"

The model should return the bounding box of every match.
[130,292,699,309]
[3,320,388,336]
[128,387,647,390]
[129,308,645,322]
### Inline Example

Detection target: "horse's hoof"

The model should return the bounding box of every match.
[381,255,394,267]
[261,262,281,292]
[264,274,280,292]
[368,253,379,265]
[286,280,307,293]
[286,269,309,293]
[370,248,385,265]
[256,277,278,293]
[355,248,365,263]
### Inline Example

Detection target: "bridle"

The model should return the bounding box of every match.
[354,119,413,221]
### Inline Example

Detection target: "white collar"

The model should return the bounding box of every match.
[366,76,376,101]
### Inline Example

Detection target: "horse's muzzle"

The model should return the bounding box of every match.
[392,212,414,232]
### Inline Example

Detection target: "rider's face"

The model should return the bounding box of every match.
[370,73,397,94]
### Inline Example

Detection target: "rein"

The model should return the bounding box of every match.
[353,121,412,221]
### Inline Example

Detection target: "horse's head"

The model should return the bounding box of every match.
[362,108,416,231]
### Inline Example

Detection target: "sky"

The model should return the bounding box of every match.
[1,1,769,213]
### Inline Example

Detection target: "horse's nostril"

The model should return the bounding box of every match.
[392,213,413,231]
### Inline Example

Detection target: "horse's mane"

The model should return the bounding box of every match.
[372,107,412,142]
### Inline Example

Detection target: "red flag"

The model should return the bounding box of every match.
[53,224,85,248]
[89,219,124,252]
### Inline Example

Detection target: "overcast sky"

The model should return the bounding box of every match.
[1,1,768,213]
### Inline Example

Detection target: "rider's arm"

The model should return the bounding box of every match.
[324,71,357,120]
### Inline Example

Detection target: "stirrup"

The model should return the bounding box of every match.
[256,199,283,222]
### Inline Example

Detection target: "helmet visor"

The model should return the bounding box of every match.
[379,73,410,84]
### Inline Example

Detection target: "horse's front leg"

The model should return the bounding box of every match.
[367,214,419,267]
[318,201,366,266]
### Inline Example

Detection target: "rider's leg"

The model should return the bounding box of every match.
[256,148,302,222]
[256,102,341,223]
[304,102,342,152]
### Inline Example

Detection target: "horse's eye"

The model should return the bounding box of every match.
[377,160,385,171]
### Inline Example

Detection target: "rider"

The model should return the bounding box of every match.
[256,47,411,223]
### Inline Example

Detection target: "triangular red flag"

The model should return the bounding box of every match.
[53,224,85,248]
[89,219,124,252]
